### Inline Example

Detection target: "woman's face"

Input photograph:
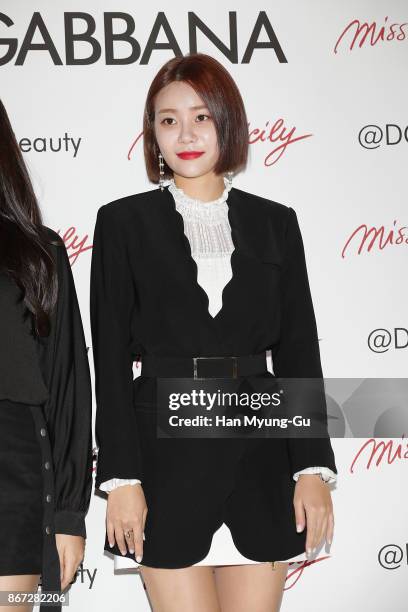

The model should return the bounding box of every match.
[153,81,220,179]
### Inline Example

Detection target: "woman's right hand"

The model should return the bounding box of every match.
[106,484,147,562]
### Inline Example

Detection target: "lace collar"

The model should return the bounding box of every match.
[166,176,231,221]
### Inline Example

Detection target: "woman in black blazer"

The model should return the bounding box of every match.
[0,99,93,612]
[91,53,337,611]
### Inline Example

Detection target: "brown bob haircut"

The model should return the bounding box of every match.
[143,52,249,184]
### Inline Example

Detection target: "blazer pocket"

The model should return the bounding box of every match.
[261,260,281,269]
[259,257,282,271]
[258,246,283,268]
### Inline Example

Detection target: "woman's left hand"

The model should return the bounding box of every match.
[293,474,334,557]
[55,534,85,591]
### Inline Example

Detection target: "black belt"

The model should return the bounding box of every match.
[140,351,268,379]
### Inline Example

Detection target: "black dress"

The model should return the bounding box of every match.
[0,228,93,612]
[90,185,337,567]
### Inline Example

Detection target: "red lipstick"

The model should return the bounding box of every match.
[176,151,204,160]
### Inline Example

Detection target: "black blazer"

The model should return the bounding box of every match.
[90,184,337,489]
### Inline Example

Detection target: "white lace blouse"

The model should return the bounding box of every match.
[99,177,337,566]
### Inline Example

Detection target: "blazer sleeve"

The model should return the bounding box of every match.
[90,204,143,490]
[271,207,337,478]
[41,234,93,538]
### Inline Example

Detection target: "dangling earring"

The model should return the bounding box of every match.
[159,153,165,191]
[226,171,233,188]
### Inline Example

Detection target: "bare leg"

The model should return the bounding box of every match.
[139,565,221,612]
[0,575,41,612]
[214,562,289,612]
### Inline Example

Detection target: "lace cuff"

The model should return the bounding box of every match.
[293,466,337,484]
[99,478,142,493]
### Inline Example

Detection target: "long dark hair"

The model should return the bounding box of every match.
[0,99,57,337]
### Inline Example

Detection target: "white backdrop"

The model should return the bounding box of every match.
[1,1,407,609]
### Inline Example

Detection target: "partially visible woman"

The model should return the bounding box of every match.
[0,99,93,612]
